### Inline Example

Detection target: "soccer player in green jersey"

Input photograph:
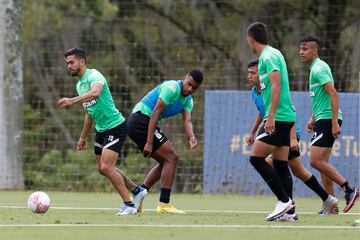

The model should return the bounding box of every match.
[299,36,359,213]
[127,70,203,214]
[58,48,146,215]
[246,59,338,218]
[247,22,296,221]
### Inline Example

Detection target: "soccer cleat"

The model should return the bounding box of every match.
[132,187,147,213]
[156,202,185,214]
[318,195,339,215]
[265,199,295,221]
[276,213,299,222]
[343,188,360,213]
[116,204,137,216]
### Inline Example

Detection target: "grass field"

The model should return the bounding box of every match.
[0,191,359,240]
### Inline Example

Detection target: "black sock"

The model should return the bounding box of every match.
[124,201,134,207]
[340,181,354,194]
[132,186,140,195]
[304,175,329,201]
[159,188,171,203]
[141,184,150,191]
[249,156,289,203]
[273,160,293,200]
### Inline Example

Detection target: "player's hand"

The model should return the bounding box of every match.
[332,122,341,139]
[189,136,198,149]
[58,97,74,108]
[265,115,275,135]
[306,117,315,133]
[143,142,153,158]
[76,137,87,151]
[290,137,299,152]
[246,133,255,146]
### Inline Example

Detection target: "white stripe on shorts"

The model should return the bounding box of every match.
[310,133,323,146]
[103,138,119,149]
[95,142,103,148]
[256,132,268,141]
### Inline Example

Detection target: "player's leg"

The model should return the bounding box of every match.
[310,119,359,212]
[288,156,338,214]
[321,171,335,195]
[150,141,185,214]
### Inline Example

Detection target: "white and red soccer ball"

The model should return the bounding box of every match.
[27,191,50,214]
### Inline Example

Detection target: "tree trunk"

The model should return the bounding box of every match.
[0,0,24,189]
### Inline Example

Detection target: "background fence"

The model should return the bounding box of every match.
[16,0,360,193]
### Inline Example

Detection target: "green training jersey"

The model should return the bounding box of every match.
[309,58,342,121]
[76,69,125,132]
[258,46,296,122]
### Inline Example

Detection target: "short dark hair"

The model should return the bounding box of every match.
[247,59,259,68]
[64,48,86,62]
[247,22,268,45]
[189,69,203,84]
[299,35,320,49]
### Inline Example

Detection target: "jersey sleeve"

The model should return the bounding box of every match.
[158,81,179,105]
[183,97,193,112]
[315,66,333,86]
[88,70,106,85]
[262,54,280,74]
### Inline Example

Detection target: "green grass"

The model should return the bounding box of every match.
[0,191,359,240]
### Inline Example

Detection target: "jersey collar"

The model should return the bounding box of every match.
[310,58,320,70]
[79,69,91,82]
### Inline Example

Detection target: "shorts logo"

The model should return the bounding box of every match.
[154,129,164,142]
[108,135,114,141]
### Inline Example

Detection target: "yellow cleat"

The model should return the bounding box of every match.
[156,202,186,214]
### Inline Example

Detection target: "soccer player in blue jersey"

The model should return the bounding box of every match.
[246,59,339,219]
[127,69,203,213]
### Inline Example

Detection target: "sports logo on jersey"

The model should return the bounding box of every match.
[260,82,266,90]
[309,91,315,97]
[82,100,96,109]
[108,135,114,141]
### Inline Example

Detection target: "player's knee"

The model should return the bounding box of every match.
[310,158,320,169]
[99,164,111,176]
[168,154,179,165]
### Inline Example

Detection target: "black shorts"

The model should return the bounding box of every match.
[127,112,168,153]
[288,137,301,160]
[94,121,127,155]
[256,121,294,147]
[311,119,342,148]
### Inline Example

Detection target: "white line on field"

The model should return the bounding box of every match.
[0,205,359,215]
[0,223,358,229]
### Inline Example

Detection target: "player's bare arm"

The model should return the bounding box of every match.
[182,110,197,149]
[266,70,281,134]
[290,122,299,152]
[58,83,103,108]
[306,113,315,132]
[323,82,341,139]
[143,99,167,158]
[77,112,93,150]
[247,112,263,146]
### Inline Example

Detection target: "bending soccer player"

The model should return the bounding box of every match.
[246,59,339,218]
[299,36,359,212]
[58,48,146,215]
[127,69,203,214]
[246,22,296,221]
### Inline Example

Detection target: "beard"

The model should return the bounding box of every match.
[70,67,81,77]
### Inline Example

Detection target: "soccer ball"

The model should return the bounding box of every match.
[27,191,50,214]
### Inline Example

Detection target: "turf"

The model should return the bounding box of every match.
[0,191,359,240]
